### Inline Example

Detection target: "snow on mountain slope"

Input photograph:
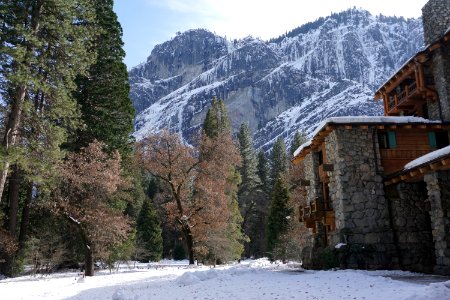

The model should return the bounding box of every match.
[129,9,423,149]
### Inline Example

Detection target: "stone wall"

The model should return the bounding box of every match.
[430,47,450,121]
[425,171,450,275]
[302,152,321,204]
[427,99,442,120]
[422,0,450,45]
[422,0,450,121]
[388,182,435,273]
[324,127,398,269]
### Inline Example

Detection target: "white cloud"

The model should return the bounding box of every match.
[176,0,428,40]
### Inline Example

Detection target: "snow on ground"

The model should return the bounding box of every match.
[1,259,449,300]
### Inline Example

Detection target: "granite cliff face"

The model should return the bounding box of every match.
[129,9,424,149]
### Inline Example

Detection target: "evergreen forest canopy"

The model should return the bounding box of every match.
[0,1,309,278]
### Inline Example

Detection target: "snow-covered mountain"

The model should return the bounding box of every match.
[129,9,424,150]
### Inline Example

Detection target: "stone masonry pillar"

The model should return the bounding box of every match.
[422,0,450,120]
[424,171,450,275]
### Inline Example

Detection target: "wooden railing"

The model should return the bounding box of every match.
[388,81,419,113]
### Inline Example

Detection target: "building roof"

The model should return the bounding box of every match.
[374,30,450,99]
[292,116,442,162]
[404,145,450,170]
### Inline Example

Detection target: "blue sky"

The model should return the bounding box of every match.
[113,0,427,69]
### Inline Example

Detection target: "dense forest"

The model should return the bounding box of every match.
[0,0,308,278]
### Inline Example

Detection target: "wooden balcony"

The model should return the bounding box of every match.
[387,81,427,115]
[299,198,334,234]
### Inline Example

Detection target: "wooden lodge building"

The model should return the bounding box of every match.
[291,0,450,275]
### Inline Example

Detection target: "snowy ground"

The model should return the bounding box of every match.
[1,259,450,300]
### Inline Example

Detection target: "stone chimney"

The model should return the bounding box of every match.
[422,0,450,45]
[422,0,450,121]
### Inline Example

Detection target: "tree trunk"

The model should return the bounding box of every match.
[0,86,26,203]
[19,182,33,249]
[84,245,94,276]
[182,225,195,265]
[0,0,44,204]
[1,166,21,276]
[7,165,20,235]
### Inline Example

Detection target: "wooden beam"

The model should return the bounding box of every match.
[359,125,369,129]
[430,162,441,170]
[442,158,450,166]
[403,124,412,129]
[318,131,328,138]
[409,171,419,177]
[377,125,385,130]
[388,125,398,129]
[429,43,441,51]
[419,166,430,174]
[400,174,409,181]
[384,179,395,186]
[345,125,352,130]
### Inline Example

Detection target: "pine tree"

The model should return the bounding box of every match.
[136,199,163,262]
[72,0,134,156]
[203,97,230,138]
[0,0,97,276]
[257,150,270,193]
[290,131,307,156]
[237,123,261,198]
[69,1,137,269]
[270,137,288,186]
[237,123,265,257]
[0,0,97,203]
[266,177,291,260]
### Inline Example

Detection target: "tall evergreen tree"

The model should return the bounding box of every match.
[257,150,270,193]
[266,177,291,260]
[0,0,97,203]
[69,1,138,270]
[136,199,163,262]
[0,0,97,275]
[290,131,307,156]
[73,0,134,156]
[270,137,288,185]
[203,97,230,138]
[237,123,268,258]
[237,123,261,198]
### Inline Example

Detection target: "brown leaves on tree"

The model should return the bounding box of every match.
[136,130,241,263]
[51,140,130,272]
[0,228,19,257]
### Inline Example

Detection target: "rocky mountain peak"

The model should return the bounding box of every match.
[130,10,424,151]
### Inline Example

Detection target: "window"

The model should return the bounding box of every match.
[378,131,397,149]
[317,150,323,165]
[428,132,437,148]
[429,131,450,149]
